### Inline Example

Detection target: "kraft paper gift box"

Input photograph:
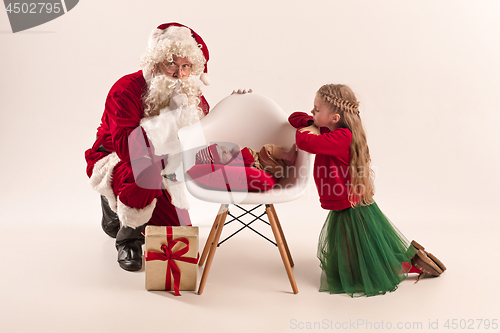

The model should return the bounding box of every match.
[145,226,199,295]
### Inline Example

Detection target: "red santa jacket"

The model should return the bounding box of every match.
[288,112,353,210]
[85,70,209,177]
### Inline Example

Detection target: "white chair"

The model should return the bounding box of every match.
[178,93,311,294]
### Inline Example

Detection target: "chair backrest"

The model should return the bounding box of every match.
[199,93,296,148]
[178,93,311,204]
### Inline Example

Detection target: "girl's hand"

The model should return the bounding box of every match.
[299,124,320,135]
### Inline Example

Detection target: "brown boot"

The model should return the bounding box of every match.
[410,240,446,283]
[411,240,447,272]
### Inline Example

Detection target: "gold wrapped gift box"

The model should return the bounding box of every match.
[145,226,199,293]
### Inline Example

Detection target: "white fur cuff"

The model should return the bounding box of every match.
[117,198,157,229]
[163,178,190,210]
[89,152,121,212]
[140,109,181,156]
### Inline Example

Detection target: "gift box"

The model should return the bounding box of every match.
[145,226,199,295]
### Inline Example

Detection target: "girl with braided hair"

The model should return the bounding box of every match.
[289,84,446,297]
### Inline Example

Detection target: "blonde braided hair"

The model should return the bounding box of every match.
[318,84,374,206]
[322,93,360,115]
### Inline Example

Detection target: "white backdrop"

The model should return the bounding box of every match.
[1,0,499,331]
[1,0,498,227]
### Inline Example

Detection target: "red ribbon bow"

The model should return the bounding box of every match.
[146,227,199,296]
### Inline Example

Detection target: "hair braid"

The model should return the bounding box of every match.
[322,92,360,115]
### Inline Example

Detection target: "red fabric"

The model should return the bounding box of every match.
[85,71,209,226]
[402,261,423,274]
[145,226,199,296]
[288,112,314,128]
[149,190,191,227]
[111,159,191,226]
[288,112,353,210]
[240,147,256,166]
[187,164,278,192]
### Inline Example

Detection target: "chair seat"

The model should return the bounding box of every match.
[183,152,310,204]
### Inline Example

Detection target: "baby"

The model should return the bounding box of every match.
[195,143,297,178]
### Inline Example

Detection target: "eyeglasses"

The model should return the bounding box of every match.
[160,61,192,75]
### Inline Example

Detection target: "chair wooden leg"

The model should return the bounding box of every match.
[266,205,298,294]
[199,204,226,267]
[269,204,294,267]
[198,204,229,295]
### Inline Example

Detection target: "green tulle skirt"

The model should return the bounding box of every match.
[317,202,416,297]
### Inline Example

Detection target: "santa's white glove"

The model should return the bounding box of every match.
[169,81,188,110]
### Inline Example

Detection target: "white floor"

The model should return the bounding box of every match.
[1,180,499,333]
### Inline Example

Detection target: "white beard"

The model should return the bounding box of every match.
[143,75,203,128]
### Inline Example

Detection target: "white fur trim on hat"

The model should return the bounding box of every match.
[117,198,157,229]
[89,152,121,212]
[200,73,210,86]
[148,26,194,50]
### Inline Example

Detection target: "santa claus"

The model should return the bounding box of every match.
[85,23,211,271]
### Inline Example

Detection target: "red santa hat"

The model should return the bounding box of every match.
[195,144,220,164]
[147,22,210,86]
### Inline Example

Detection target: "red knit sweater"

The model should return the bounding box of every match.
[288,112,353,210]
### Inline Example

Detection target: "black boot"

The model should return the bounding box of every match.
[100,196,120,238]
[116,225,145,272]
